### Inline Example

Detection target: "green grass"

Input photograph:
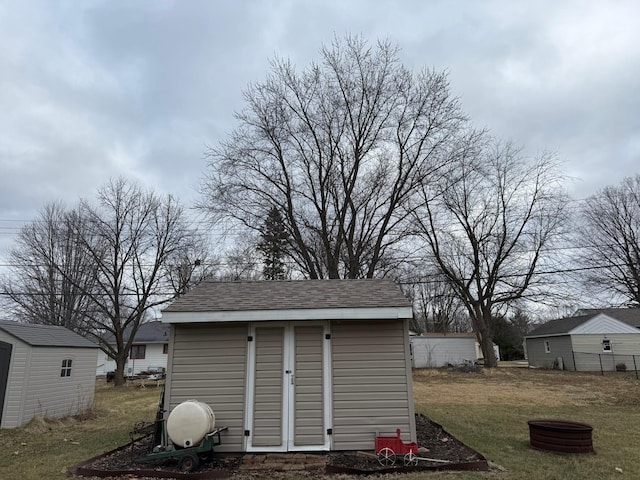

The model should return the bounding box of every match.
[0,370,638,479]
[409,368,640,480]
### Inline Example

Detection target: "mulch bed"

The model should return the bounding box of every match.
[70,413,488,478]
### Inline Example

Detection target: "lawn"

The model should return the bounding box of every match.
[0,369,638,480]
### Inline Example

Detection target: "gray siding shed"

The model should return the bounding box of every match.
[162,279,415,453]
[0,321,98,428]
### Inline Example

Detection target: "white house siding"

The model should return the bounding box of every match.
[97,343,168,376]
[526,336,575,370]
[330,319,416,451]
[571,334,640,371]
[166,323,248,452]
[411,336,477,368]
[0,332,28,428]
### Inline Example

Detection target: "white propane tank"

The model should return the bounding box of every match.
[166,400,216,448]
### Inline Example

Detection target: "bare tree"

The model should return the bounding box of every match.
[1,202,97,331]
[579,174,640,306]
[199,35,467,279]
[413,138,569,367]
[72,178,196,385]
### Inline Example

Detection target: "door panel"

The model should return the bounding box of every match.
[292,326,324,446]
[251,327,284,447]
[246,322,330,452]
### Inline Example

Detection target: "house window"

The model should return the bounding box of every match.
[163,343,169,354]
[544,341,551,354]
[130,345,146,359]
[60,359,72,377]
[602,339,612,352]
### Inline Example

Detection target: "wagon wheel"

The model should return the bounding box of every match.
[377,447,396,466]
[178,453,199,473]
[198,450,213,463]
[404,452,418,466]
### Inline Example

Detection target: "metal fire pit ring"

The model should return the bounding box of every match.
[528,419,594,454]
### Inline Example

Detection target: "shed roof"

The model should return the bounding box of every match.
[164,279,411,313]
[0,320,98,348]
[162,279,412,323]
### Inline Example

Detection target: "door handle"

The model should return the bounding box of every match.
[290,374,294,385]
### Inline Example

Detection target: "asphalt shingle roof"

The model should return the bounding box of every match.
[527,315,593,337]
[575,308,640,328]
[163,279,411,313]
[102,321,170,344]
[527,308,640,337]
[0,320,97,348]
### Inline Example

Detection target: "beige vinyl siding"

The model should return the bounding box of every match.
[294,325,324,446]
[526,336,574,370]
[571,334,640,371]
[251,327,284,447]
[331,319,414,450]
[0,333,28,428]
[24,347,97,422]
[168,323,247,452]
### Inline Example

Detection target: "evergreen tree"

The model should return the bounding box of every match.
[257,207,290,280]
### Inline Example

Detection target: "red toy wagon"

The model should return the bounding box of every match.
[375,429,419,466]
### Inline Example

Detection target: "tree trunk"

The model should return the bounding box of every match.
[113,353,128,386]
[478,330,498,368]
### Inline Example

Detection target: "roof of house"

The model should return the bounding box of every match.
[575,308,640,328]
[527,308,640,338]
[102,321,169,345]
[163,279,411,313]
[527,314,594,337]
[0,320,98,348]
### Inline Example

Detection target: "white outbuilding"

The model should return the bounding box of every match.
[0,320,98,428]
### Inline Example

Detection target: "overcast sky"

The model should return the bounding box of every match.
[1,0,639,260]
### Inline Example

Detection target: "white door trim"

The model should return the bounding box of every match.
[244,321,331,452]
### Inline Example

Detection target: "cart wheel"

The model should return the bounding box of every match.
[178,453,199,473]
[198,450,213,463]
[377,447,396,466]
[404,452,418,466]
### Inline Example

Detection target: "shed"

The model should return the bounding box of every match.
[525,311,640,371]
[0,320,98,428]
[411,333,478,368]
[161,279,415,453]
[96,321,170,377]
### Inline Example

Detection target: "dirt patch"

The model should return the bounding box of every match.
[71,414,487,478]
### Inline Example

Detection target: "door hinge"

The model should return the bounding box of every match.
[327,428,333,435]
[244,430,250,436]
[325,333,331,340]
[247,336,253,342]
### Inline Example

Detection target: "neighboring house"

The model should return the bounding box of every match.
[411,333,500,368]
[525,310,640,371]
[96,321,170,377]
[0,320,98,428]
[411,333,478,368]
[161,279,416,453]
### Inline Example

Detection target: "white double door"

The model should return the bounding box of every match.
[244,321,331,452]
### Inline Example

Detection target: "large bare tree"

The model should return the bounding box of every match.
[199,35,467,279]
[579,174,640,306]
[2,178,204,386]
[1,202,97,332]
[75,178,197,385]
[413,138,569,367]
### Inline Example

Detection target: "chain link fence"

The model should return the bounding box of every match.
[571,352,640,379]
